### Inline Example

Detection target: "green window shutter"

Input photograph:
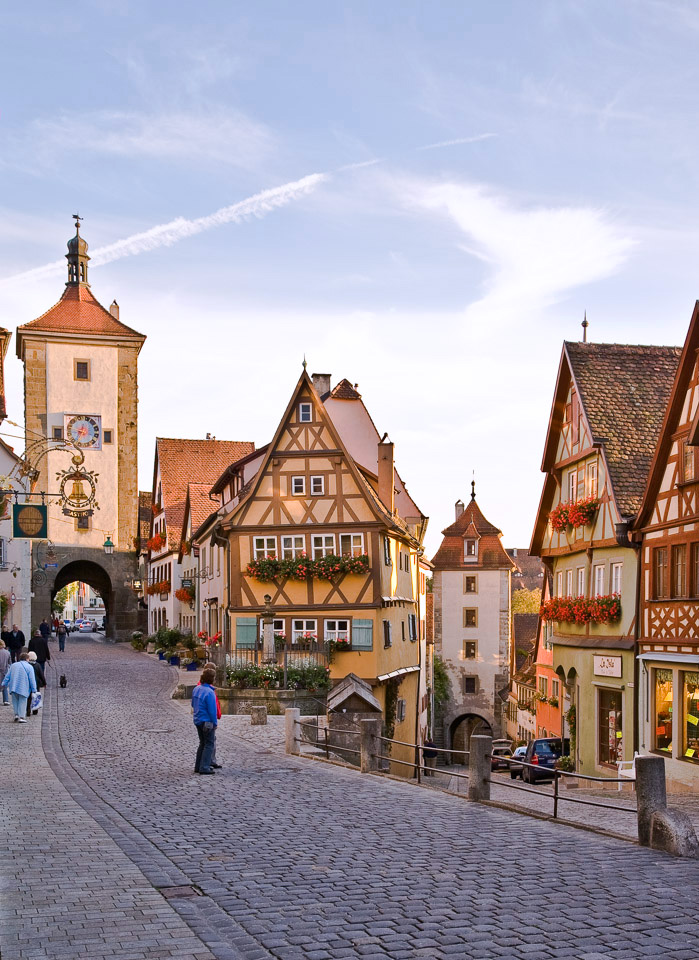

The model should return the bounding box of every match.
[352,618,373,651]
[236,617,257,648]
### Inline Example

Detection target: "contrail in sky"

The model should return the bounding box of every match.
[1,173,327,286]
[417,134,496,151]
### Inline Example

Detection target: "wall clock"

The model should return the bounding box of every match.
[64,414,102,450]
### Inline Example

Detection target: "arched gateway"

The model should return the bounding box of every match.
[15,219,147,641]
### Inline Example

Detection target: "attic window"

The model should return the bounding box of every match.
[464,538,478,562]
[299,402,312,423]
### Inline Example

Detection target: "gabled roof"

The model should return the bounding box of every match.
[636,301,699,530]
[507,548,545,591]
[431,498,514,571]
[154,438,254,550]
[513,613,538,673]
[16,284,145,348]
[329,378,362,400]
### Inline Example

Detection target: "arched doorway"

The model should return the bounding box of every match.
[51,560,113,633]
[449,713,493,764]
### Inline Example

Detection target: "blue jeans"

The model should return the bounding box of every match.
[195,723,216,772]
[10,692,27,719]
[2,684,8,705]
[59,637,65,651]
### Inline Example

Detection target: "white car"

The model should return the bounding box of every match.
[78,620,94,633]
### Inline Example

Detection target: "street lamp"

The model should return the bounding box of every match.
[103,534,114,555]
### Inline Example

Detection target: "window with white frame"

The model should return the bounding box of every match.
[568,470,578,502]
[292,619,317,642]
[281,535,305,559]
[566,569,573,597]
[259,618,285,639]
[576,567,585,597]
[310,476,324,495]
[254,536,277,560]
[339,533,364,556]
[556,571,563,597]
[291,476,305,495]
[551,679,560,698]
[586,461,598,498]
[324,619,349,642]
[464,538,478,561]
[611,561,622,595]
[408,613,418,642]
[312,534,335,558]
[539,676,548,696]
[299,402,312,423]
[594,564,605,597]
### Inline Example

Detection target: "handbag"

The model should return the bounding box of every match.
[31,692,42,711]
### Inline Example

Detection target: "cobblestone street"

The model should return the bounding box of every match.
[3,636,699,960]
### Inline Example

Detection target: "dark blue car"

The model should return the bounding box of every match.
[521,737,570,783]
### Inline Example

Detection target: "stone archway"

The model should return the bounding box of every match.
[449,712,493,764]
[52,559,114,628]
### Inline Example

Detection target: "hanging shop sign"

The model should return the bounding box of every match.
[13,503,48,539]
[593,655,622,678]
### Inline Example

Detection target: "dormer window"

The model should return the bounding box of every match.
[464,538,478,562]
[299,402,312,423]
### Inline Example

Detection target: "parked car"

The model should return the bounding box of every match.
[78,620,94,633]
[491,741,513,771]
[521,737,570,784]
[508,745,528,779]
[63,620,74,634]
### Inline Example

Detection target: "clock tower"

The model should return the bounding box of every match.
[15,218,146,639]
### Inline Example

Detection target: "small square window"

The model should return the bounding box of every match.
[292,476,305,495]
[75,515,90,532]
[463,676,477,695]
[463,608,478,628]
[52,426,63,441]
[299,402,312,423]
[464,539,478,561]
[464,641,477,659]
[310,476,324,495]
[464,575,477,594]
[74,359,90,381]
[103,429,113,444]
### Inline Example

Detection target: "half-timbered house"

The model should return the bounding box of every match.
[633,303,699,791]
[531,340,680,776]
[211,370,429,771]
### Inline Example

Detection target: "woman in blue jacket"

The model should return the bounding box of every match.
[2,652,37,722]
[191,666,218,774]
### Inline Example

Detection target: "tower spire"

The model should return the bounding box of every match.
[582,311,589,343]
[66,214,90,286]
[471,473,476,501]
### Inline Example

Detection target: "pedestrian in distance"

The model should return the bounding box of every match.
[6,624,25,663]
[56,621,68,652]
[25,651,45,716]
[28,630,51,678]
[422,738,438,776]
[192,661,223,769]
[39,619,51,641]
[192,666,218,775]
[0,639,10,707]
[2,652,37,723]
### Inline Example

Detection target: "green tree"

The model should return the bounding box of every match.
[433,655,452,706]
[52,587,70,614]
[511,587,541,616]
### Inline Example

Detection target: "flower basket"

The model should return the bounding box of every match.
[549,496,599,532]
[175,586,195,604]
[245,553,370,582]
[540,594,621,624]
[168,655,180,666]
[146,532,166,553]
[146,580,171,596]
[186,661,199,672]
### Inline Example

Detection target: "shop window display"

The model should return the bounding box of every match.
[654,669,673,754]
[598,689,623,764]
[683,672,699,762]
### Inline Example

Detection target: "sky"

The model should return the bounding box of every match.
[2,0,699,557]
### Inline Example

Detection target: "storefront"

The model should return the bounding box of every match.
[638,652,699,792]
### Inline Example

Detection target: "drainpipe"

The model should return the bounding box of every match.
[414,547,421,776]
[619,520,643,757]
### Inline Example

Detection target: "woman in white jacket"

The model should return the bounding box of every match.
[2,652,37,722]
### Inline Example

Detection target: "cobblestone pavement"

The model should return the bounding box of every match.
[5,637,699,960]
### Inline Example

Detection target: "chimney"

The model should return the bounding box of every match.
[455,499,464,520]
[311,373,331,397]
[378,439,395,515]
[110,300,119,320]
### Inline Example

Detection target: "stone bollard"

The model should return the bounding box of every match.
[250,705,267,726]
[467,734,492,802]
[636,755,667,847]
[285,708,300,756]
[360,718,381,773]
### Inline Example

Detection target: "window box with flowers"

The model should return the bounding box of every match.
[180,539,192,556]
[146,579,171,596]
[175,586,195,604]
[549,496,599,532]
[540,594,621,624]
[245,553,370,583]
[146,532,166,553]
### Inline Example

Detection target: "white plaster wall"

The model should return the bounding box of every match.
[45,341,119,548]
[0,443,35,637]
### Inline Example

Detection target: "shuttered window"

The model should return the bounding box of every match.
[408,613,418,641]
[236,617,257,648]
[352,619,373,651]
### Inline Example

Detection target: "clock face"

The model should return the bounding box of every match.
[65,414,101,449]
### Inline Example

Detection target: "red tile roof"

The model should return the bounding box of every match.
[156,438,254,549]
[330,378,362,400]
[507,548,545,591]
[187,483,218,534]
[431,499,514,571]
[17,284,144,341]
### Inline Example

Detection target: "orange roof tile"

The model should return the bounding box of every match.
[431,498,514,571]
[156,438,254,549]
[17,284,144,342]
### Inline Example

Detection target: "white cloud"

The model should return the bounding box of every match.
[417,133,496,151]
[0,173,328,286]
[9,107,274,170]
[404,179,636,329]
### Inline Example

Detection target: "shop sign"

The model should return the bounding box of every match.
[593,655,622,678]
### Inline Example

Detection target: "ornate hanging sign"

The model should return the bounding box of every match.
[56,449,99,518]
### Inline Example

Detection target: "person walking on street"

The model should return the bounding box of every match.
[39,619,51,641]
[57,621,68,652]
[2,653,37,722]
[28,630,50,678]
[7,625,25,663]
[25,652,45,716]
[0,640,10,707]
[191,666,218,775]
[193,662,223,769]
[422,738,438,776]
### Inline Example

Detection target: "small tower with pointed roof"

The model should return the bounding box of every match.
[431,488,514,752]
[15,219,147,639]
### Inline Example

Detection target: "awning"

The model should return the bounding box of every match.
[637,653,699,665]
[376,664,420,682]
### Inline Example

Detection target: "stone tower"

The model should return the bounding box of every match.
[15,218,146,639]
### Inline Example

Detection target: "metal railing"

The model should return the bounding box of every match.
[374,737,471,784]
[295,718,361,761]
